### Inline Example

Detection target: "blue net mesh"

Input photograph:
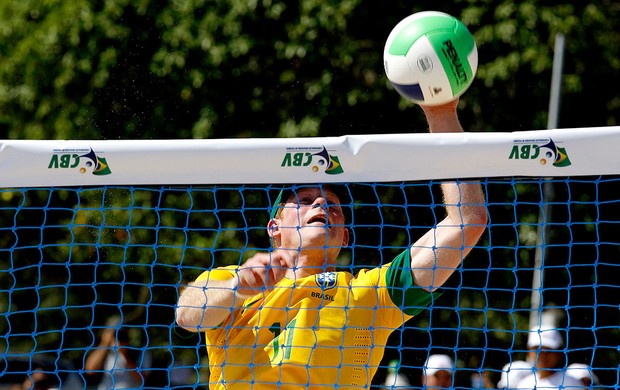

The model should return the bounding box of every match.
[0,179,618,389]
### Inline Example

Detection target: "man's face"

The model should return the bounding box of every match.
[272,187,348,259]
[527,348,562,372]
[424,370,453,389]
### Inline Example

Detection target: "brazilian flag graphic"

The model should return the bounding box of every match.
[313,146,345,175]
[553,147,571,167]
[93,157,112,175]
[325,155,344,175]
[81,148,113,175]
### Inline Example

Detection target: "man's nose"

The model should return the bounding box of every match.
[312,197,327,208]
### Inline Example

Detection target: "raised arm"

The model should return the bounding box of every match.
[176,277,238,331]
[176,251,288,331]
[84,328,115,373]
[410,100,488,291]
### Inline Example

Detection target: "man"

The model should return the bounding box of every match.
[422,354,455,389]
[84,316,152,389]
[496,360,533,390]
[382,359,412,389]
[175,99,488,389]
[516,327,585,390]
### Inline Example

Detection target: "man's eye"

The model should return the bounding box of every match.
[298,197,313,205]
[327,199,342,207]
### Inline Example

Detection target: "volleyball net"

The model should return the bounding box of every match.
[1,128,619,389]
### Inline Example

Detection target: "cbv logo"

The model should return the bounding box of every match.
[508,138,571,167]
[281,145,344,175]
[48,148,112,175]
[49,153,81,169]
[281,152,313,167]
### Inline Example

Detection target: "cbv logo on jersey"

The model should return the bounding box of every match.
[312,272,337,302]
[315,272,337,290]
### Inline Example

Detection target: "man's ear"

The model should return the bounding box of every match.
[268,218,281,241]
[342,228,349,247]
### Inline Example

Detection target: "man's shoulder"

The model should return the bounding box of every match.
[515,372,535,387]
[519,371,585,388]
[547,371,584,387]
[196,265,239,281]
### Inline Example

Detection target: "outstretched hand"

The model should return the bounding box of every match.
[419,97,459,112]
[234,251,291,297]
[419,98,462,134]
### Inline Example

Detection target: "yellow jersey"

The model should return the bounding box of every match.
[195,249,438,390]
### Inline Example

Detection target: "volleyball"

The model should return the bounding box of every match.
[383,11,478,106]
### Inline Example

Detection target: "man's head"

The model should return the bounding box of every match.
[269,184,350,220]
[422,354,455,389]
[268,185,349,266]
[526,327,564,375]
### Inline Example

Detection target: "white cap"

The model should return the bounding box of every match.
[566,363,599,384]
[387,359,399,373]
[497,360,533,389]
[424,354,455,376]
[526,327,563,350]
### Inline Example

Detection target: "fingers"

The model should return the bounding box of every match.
[420,97,459,111]
[266,260,285,287]
[237,251,291,295]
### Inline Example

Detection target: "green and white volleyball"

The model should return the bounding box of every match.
[384,11,478,106]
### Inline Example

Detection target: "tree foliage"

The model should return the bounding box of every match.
[2,0,617,140]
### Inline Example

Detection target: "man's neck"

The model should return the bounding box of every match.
[282,249,337,279]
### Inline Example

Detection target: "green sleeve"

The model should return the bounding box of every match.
[385,248,442,316]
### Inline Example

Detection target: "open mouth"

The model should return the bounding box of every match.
[307,215,328,225]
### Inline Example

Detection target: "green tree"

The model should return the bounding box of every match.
[2,1,617,140]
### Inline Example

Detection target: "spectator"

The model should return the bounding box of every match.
[11,367,54,390]
[422,354,455,389]
[566,363,599,388]
[84,316,152,389]
[6,357,82,390]
[496,360,533,390]
[516,327,584,389]
[383,359,412,389]
[471,371,494,389]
